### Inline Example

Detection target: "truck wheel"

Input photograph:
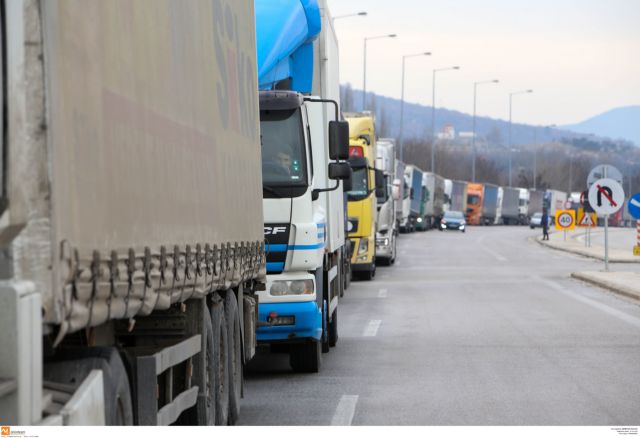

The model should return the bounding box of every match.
[224,292,242,425]
[182,307,215,425]
[44,347,133,425]
[328,309,338,347]
[210,300,229,425]
[289,340,321,373]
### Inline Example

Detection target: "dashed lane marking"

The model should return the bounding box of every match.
[331,395,359,426]
[378,288,388,298]
[363,319,382,337]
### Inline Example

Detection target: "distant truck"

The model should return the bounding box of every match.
[495,187,504,225]
[1,0,264,426]
[346,113,382,280]
[375,139,400,265]
[451,180,468,214]
[406,165,425,231]
[399,164,414,233]
[256,0,351,372]
[501,187,522,225]
[466,183,499,225]
[416,172,445,230]
[544,190,568,224]
[528,189,545,220]
[518,189,530,224]
[395,161,409,229]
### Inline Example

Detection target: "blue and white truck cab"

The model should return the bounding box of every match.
[254,0,350,372]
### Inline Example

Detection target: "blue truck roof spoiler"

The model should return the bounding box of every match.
[255,0,321,93]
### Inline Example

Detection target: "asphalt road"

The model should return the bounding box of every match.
[240,227,640,425]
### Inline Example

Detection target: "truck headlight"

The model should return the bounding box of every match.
[417,217,423,223]
[289,280,314,295]
[376,238,389,247]
[269,280,314,296]
[358,238,368,255]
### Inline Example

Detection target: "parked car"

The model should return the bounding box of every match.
[440,210,466,233]
[530,212,543,229]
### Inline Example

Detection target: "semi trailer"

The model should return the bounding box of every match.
[405,165,424,232]
[395,161,409,229]
[501,187,522,225]
[255,0,351,372]
[375,139,400,265]
[1,0,264,426]
[417,172,445,230]
[466,183,499,225]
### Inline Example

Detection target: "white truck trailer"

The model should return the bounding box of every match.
[375,139,400,265]
[396,161,408,226]
[421,172,445,229]
[1,0,265,426]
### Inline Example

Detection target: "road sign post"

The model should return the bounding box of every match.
[588,170,625,271]
[629,194,640,256]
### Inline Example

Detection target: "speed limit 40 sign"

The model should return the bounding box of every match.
[555,210,576,230]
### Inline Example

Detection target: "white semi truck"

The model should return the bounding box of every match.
[375,139,400,265]
[255,0,350,372]
[1,0,264,426]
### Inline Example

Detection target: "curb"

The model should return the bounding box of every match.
[536,236,640,264]
[571,272,640,302]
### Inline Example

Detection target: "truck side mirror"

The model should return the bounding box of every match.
[410,187,415,200]
[392,178,402,201]
[329,121,350,160]
[328,162,351,181]
[374,169,385,198]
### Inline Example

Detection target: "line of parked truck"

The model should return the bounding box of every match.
[3,0,628,429]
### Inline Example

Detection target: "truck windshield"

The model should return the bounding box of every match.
[348,167,369,201]
[376,175,390,204]
[468,194,481,205]
[260,108,308,196]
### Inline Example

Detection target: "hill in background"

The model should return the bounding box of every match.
[563,106,640,147]
[340,85,638,149]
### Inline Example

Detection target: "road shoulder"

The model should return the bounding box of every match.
[571,271,640,302]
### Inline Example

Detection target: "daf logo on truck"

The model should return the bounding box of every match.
[264,226,288,235]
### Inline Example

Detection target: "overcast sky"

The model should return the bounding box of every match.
[327,0,640,126]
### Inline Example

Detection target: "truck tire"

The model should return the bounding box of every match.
[44,347,133,425]
[210,300,229,426]
[224,292,242,425]
[289,340,321,373]
[328,309,338,347]
[181,307,215,425]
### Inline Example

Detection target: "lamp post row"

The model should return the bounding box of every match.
[340,11,546,187]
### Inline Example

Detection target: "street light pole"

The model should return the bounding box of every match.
[362,34,397,110]
[332,11,367,22]
[472,79,499,182]
[431,66,460,173]
[508,89,533,186]
[399,52,431,162]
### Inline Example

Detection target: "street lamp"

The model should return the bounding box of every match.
[508,89,533,186]
[533,124,555,190]
[333,11,367,22]
[472,79,499,182]
[362,34,397,110]
[399,51,431,162]
[431,66,460,173]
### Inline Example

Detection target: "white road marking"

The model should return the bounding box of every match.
[484,247,507,262]
[534,276,640,329]
[331,395,359,426]
[378,288,388,298]
[363,319,382,337]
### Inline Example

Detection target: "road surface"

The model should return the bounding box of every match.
[240,227,640,425]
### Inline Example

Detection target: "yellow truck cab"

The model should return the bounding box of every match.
[345,113,381,280]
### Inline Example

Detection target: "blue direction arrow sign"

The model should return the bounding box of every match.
[629,193,640,220]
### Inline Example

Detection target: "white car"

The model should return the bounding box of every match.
[530,212,543,229]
